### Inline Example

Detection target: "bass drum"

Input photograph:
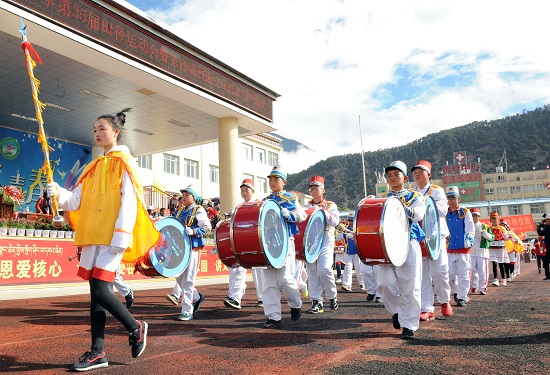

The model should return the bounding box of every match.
[295,208,326,263]
[231,199,289,269]
[215,220,240,268]
[135,217,192,278]
[419,196,441,260]
[353,197,410,266]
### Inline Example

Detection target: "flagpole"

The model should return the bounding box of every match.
[19,19,63,227]
[359,115,367,197]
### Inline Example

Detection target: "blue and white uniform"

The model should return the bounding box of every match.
[260,191,306,321]
[377,189,425,332]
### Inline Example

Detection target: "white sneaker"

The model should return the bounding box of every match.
[492,278,500,287]
[359,285,366,291]
[506,277,512,282]
[501,279,507,286]
[335,279,342,284]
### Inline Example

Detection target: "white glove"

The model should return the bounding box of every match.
[110,246,125,255]
[280,208,290,218]
[346,232,354,239]
[481,229,488,237]
[46,182,60,198]
[185,227,194,236]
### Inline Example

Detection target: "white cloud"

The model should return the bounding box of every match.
[128,0,550,172]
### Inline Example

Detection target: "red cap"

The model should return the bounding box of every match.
[470,208,481,216]
[309,176,325,188]
[490,212,499,218]
[240,179,255,191]
[411,160,432,174]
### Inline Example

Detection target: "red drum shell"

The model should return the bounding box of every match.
[294,208,315,261]
[230,200,289,269]
[215,220,240,268]
[353,197,409,266]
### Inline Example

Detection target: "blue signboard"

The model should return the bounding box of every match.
[0,126,92,212]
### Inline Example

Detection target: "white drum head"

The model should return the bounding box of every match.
[380,197,410,267]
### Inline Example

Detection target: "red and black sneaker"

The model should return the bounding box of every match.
[73,351,108,372]
[129,320,148,358]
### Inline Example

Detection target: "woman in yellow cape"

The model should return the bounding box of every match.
[47,109,157,371]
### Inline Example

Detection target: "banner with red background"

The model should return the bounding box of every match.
[0,237,233,286]
[479,214,536,240]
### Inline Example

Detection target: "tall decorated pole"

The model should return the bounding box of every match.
[19,19,64,227]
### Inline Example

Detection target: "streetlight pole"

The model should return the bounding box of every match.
[359,115,367,197]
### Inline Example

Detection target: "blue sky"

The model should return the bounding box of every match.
[121,0,550,172]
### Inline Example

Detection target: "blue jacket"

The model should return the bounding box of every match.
[176,204,208,249]
[264,191,302,236]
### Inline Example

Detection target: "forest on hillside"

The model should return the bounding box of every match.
[286,105,550,211]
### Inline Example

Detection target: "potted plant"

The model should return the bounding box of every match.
[49,220,58,238]
[25,219,35,237]
[33,219,44,237]
[42,220,51,238]
[12,218,27,236]
[62,221,74,239]
[0,218,7,236]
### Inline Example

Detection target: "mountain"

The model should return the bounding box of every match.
[268,132,313,152]
[285,105,550,211]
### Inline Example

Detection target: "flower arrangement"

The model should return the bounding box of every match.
[8,218,30,229]
[0,185,24,208]
[0,218,8,228]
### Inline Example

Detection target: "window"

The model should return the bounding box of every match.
[491,206,502,216]
[243,144,253,161]
[530,203,545,214]
[484,188,494,195]
[268,151,278,167]
[256,148,266,164]
[137,154,152,170]
[509,205,522,215]
[243,173,254,181]
[209,165,219,183]
[184,158,198,179]
[484,177,493,183]
[524,184,535,192]
[163,153,179,175]
[497,175,505,182]
[497,187,507,195]
[537,183,546,191]
[510,186,521,193]
[257,177,267,194]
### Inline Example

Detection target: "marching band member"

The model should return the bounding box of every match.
[341,213,365,292]
[174,185,211,321]
[223,179,264,309]
[469,208,494,295]
[411,160,453,321]
[47,109,158,371]
[488,212,511,286]
[303,176,339,313]
[445,186,475,307]
[378,161,425,339]
[260,165,306,328]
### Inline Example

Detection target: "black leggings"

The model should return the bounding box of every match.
[492,262,510,279]
[89,278,138,352]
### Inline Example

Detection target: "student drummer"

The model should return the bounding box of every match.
[260,165,306,328]
[378,160,425,339]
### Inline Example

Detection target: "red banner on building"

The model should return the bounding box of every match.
[479,214,536,239]
[0,237,233,286]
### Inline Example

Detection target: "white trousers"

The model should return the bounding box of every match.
[377,240,422,331]
[360,263,379,296]
[176,250,201,315]
[448,252,471,302]
[228,266,247,303]
[113,266,131,297]
[420,242,451,313]
[260,238,302,321]
[294,260,308,292]
[470,256,489,291]
[251,268,264,301]
[343,253,364,289]
[308,244,337,304]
